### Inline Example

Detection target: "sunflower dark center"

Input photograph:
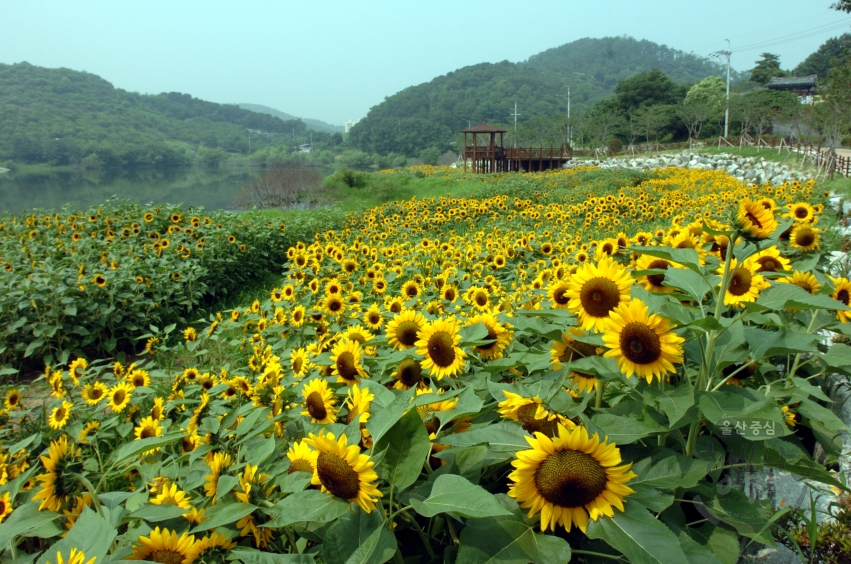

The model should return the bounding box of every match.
[795,207,808,218]
[444,289,456,301]
[140,427,156,439]
[560,339,598,363]
[534,449,608,508]
[619,322,662,365]
[149,550,185,564]
[427,331,456,367]
[396,321,420,346]
[477,328,499,351]
[328,299,343,313]
[406,285,419,297]
[289,458,313,474]
[795,230,815,247]
[475,292,488,306]
[646,260,670,287]
[306,392,327,420]
[516,403,559,437]
[55,407,67,421]
[336,352,358,381]
[390,301,402,313]
[728,268,753,296]
[579,277,621,317]
[424,416,440,435]
[756,257,778,272]
[317,451,360,500]
[397,358,423,387]
[113,390,126,405]
[838,290,850,305]
[133,376,146,387]
[293,358,304,373]
[552,286,570,305]
[368,312,381,324]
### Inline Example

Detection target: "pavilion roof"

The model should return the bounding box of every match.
[767,75,818,89]
[461,123,508,133]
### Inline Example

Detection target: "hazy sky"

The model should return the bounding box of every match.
[1,1,849,125]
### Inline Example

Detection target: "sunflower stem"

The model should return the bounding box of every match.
[393,548,405,564]
[71,472,105,518]
[787,310,819,384]
[595,380,605,409]
[571,549,626,561]
[399,511,438,559]
[445,517,460,545]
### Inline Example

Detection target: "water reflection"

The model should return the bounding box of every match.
[0,167,264,214]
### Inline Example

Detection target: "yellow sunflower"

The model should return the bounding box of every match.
[466,311,513,360]
[785,201,815,223]
[749,247,790,273]
[49,400,73,430]
[43,548,96,564]
[565,256,633,332]
[301,378,338,424]
[789,224,820,252]
[345,383,374,424]
[330,338,368,385]
[68,358,87,385]
[186,532,236,563]
[287,439,318,474]
[830,276,851,323]
[0,491,12,524]
[305,430,383,513]
[203,452,232,502]
[547,279,571,310]
[4,388,21,411]
[635,254,680,293]
[507,424,636,533]
[391,357,425,390]
[737,198,778,239]
[33,437,83,512]
[778,271,821,295]
[323,294,346,316]
[108,382,133,413]
[183,327,197,342]
[128,527,196,563]
[81,381,107,405]
[498,391,575,437]
[415,316,467,380]
[364,303,384,330]
[385,309,427,350]
[290,347,311,378]
[134,416,163,440]
[721,260,770,307]
[151,483,192,510]
[602,298,685,383]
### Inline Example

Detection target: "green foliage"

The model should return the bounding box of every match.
[794,33,851,77]
[615,68,688,111]
[749,53,787,85]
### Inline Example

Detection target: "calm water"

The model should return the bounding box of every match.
[0,167,265,214]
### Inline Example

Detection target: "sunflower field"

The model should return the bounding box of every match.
[1,166,850,564]
[0,199,348,368]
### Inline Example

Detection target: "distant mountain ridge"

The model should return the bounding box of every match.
[239,103,343,133]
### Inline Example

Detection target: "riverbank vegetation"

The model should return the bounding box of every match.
[1,164,850,562]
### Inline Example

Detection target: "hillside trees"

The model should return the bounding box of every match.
[749,53,787,85]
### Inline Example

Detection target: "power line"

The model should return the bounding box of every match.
[731,20,850,54]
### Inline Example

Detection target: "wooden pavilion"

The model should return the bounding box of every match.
[461,123,572,173]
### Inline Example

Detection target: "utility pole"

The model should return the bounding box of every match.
[510,101,521,148]
[248,130,251,152]
[567,86,571,146]
[711,40,732,139]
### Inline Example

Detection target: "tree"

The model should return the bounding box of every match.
[634,105,669,150]
[676,99,714,145]
[794,34,851,77]
[832,0,850,13]
[749,53,786,85]
[614,68,685,111]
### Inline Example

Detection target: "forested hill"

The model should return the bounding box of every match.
[348,36,735,157]
[0,62,307,167]
[239,103,343,133]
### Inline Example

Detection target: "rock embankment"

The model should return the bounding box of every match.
[567,152,809,186]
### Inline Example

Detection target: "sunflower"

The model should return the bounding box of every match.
[301,378,338,424]
[68,358,87,385]
[4,388,21,411]
[345,383,374,424]
[183,327,197,342]
[128,368,151,388]
[186,532,236,563]
[341,325,375,346]
[43,548,96,564]
[498,391,575,437]
[386,309,427,350]
[78,421,99,445]
[0,491,12,524]
[287,439,318,474]
[635,254,679,293]
[93,274,107,288]
[831,276,851,323]
[466,285,490,310]
[290,348,311,378]
[467,311,513,360]
[305,431,383,513]
[203,452,232,501]
[33,437,83,512]
[323,294,346,316]
[507,424,636,533]
[749,247,790,273]
[547,280,571,310]
[565,256,633,332]
[721,260,770,307]
[49,400,73,430]
[781,405,797,427]
[288,304,305,328]
[362,304,384,332]
[785,201,815,223]
[391,357,425,390]
[330,338,368,385]
[108,382,133,413]
[789,224,819,252]
[602,298,685,383]
[128,527,196,563]
[778,271,821,295]
[737,198,778,239]
[401,280,421,300]
[134,416,163,441]
[415,316,467,380]
[151,483,192,510]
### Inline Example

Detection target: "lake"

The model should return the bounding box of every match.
[0,167,266,215]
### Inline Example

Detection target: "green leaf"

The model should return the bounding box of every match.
[375,409,430,491]
[262,489,349,528]
[228,548,315,564]
[589,414,652,444]
[411,474,511,518]
[0,503,61,547]
[690,524,740,564]
[631,246,702,273]
[629,485,674,513]
[662,268,712,302]
[643,381,695,427]
[217,474,240,501]
[322,508,397,564]
[236,406,270,437]
[35,507,115,564]
[744,327,819,360]
[435,422,532,453]
[586,502,688,564]
[109,433,183,465]
[127,504,188,523]
[821,343,851,376]
[457,518,571,564]
[244,435,276,466]
[189,502,256,534]
[629,448,711,490]
[676,529,724,564]
[690,484,777,546]
[435,387,483,426]
[366,386,416,445]
[757,284,850,311]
